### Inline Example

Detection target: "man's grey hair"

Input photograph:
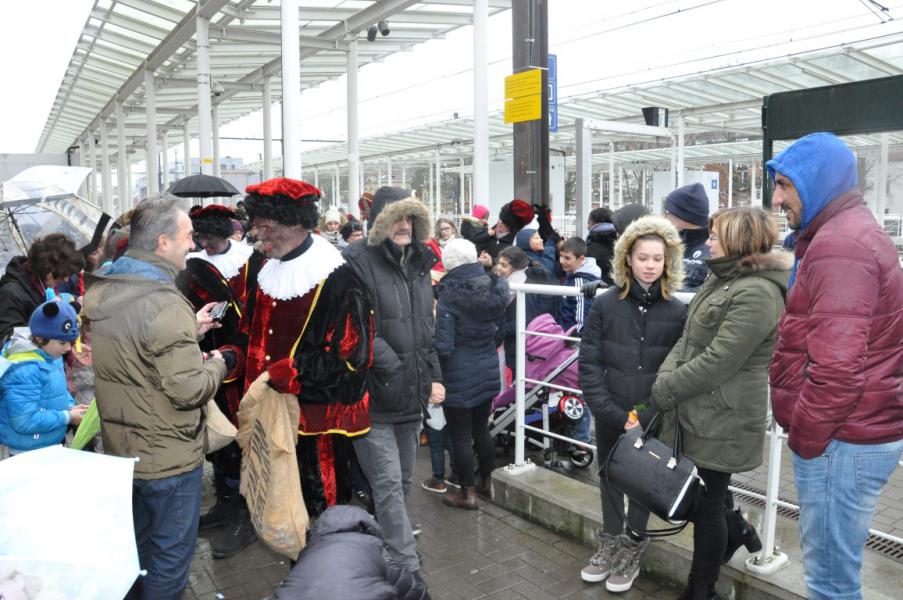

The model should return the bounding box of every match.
[128,194,185,252]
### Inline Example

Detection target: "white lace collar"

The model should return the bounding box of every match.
[257,234,345,300]
[187,241,254,280]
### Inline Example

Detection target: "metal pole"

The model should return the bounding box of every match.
[262,77,273,179]
[387,155,393,187]
[183,118,191,177]
[597,166,604,208]
[144,70,159,194]
[750,161,758,208]
[670,139,676,190]
[877,133,889,225]
[429,160,434,215]
[115,101,128,212]
[641,169,647,206]
[618,167,624,207]
[608,142,615,205]
[401,166,407,190]
[435,147,441,215]
[314,167,319,190]
[575,118,590,239]
[747,418,790,573]
[514,289,527,467]
[196,14,213,175]
[161,130,169,191]
[728,159,733,208]
[281,0,301,177]
[459,158,465,214]
[100,119,113,214]
[212,104,221,177]
[473,0,490,209]
[347,38,360,217]
[87,131,96,204]
[677,113,685,187]
[333,165,339,206]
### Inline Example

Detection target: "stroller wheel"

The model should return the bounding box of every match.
[570,448,594,469]
[558,395,584,422]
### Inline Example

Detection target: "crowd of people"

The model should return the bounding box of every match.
[0,132,900,600]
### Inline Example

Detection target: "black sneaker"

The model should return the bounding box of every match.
[211,507,257,559]
[199,496,238,530]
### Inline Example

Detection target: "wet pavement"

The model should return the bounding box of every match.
[183,445,682,600]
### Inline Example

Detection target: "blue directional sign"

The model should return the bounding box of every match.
[549,54,558,133]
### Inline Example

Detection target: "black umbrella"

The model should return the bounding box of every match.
[168,174,240,198]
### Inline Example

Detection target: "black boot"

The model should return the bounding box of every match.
[723,508,762,563]
[211,501,257,558]
[199,494,239,530]
[677,583,721,600]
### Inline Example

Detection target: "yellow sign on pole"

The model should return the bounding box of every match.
[504,69,543,124]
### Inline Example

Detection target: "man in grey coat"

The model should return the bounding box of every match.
[343,186,445,575]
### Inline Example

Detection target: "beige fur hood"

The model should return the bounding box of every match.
[367,197,432,247]
[612,215,685,295]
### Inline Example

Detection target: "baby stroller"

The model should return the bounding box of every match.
[489,313,594,469]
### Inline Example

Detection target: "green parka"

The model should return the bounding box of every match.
[83,248,226,480]
[650,251,791,473]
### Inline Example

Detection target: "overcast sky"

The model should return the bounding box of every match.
[2,0,902,162]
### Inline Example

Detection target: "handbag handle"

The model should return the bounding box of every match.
[638,412,684,468]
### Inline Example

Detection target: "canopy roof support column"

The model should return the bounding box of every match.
[100,119,112,214]
[608,143,614,205]
[459,158,465,214]
[87,131,96,204]
[333,166,339,206]
[262,77,273,180]
[401,167,406,189]
[144,69,159,194]
[728,159,733,208]
[346,38,359,217]
[575,118,590,239]
[281,0,301,178]
[314,167,319,190]
[473,0,489,211]
[676,113,685,187]
[182,118,191,178]
[428,160,435,215]
[161,130,170,191]
[435,148,441,215]
[116,101,128,212]
[750,161,758,207]
[387,155,393,187]
[196,15,213,175]
[212,104,221,177]
[877,133,889,224]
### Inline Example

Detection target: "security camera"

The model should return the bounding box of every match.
[367,25,378,42]
[378,20,390,36]
[212,81,225,96]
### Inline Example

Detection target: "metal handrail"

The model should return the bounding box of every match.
[504,280,902,576]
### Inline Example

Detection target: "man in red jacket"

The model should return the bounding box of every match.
[768,132,903,600]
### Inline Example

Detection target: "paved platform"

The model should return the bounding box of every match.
[182,446,681,600]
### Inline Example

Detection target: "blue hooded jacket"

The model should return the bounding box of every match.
[765,132,859,286]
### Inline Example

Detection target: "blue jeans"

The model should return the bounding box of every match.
[572,410,592,445]
[425,423,453,479]
[129,465,203,600]
[792,438,903,600]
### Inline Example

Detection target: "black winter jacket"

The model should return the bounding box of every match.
[579,278,687,431]
[344,232,441,424]
[274,506,429,600]
[0,257,45,343]
[679,228,711,291]
[434,263,508,409]
[460,219,497,262]
[585,224,617,286]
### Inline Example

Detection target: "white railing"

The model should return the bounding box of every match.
[503,281,902,576]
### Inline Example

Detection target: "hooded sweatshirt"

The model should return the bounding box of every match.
[0,328,75,452]
[555,256,602,333]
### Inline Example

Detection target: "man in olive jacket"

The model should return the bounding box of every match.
[343,186,444,576]
[84,197,228,600]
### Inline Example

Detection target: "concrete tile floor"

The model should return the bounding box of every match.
[183,445,681,600]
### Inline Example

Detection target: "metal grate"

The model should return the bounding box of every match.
[730,480,903,565]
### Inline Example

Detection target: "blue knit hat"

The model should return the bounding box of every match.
[665,183,710,227]
[515,227,538,251]
[29,301,79,343]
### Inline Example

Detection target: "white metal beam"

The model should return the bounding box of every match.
[144,69,159,194]
[282,0,302,178]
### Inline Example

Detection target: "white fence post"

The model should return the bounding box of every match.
[746,418,790,574]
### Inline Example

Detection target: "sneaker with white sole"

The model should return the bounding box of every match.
[421,477,448,494]
[605,535,649,592]
[580,529,621,583]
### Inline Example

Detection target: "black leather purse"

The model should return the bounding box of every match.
[602,412,700,537]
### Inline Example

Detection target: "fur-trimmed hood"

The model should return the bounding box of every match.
[709,250,793,297]
[366,197,432,246]
[612,215,685,296]
[437,263,509,318]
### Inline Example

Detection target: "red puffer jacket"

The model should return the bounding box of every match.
[770,192,903,459]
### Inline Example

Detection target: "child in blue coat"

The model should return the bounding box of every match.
[0,301,87,455]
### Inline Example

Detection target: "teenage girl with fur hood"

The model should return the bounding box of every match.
[578,215,688,593]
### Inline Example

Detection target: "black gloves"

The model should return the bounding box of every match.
[581,281,606,299]
[219,349,237,372]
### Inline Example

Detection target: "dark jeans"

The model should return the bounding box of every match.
[596,422,650,536]
[209,440,242,496]
[129,465,203,600]
[687,467,732,593]
[443,400,495,487]
[425,422,454,479]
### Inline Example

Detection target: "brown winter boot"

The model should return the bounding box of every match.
[443,485,478,510]
[475,475,492,499]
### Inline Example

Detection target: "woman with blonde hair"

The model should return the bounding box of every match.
[651,207,791,600]
[579,215,687,592]
[434,218,458,247]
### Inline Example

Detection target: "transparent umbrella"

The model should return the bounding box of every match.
[0,165,101,269]
[0,446,141,599]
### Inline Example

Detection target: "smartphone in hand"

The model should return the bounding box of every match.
[210,301,229,321]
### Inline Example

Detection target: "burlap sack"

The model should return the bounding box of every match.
[236,372,308,559]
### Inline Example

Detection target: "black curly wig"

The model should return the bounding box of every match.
[243,193,319,230]
[192,214,234,238]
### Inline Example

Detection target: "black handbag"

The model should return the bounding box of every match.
[602,412,700,537]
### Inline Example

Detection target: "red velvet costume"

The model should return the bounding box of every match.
[241,179,373,516]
